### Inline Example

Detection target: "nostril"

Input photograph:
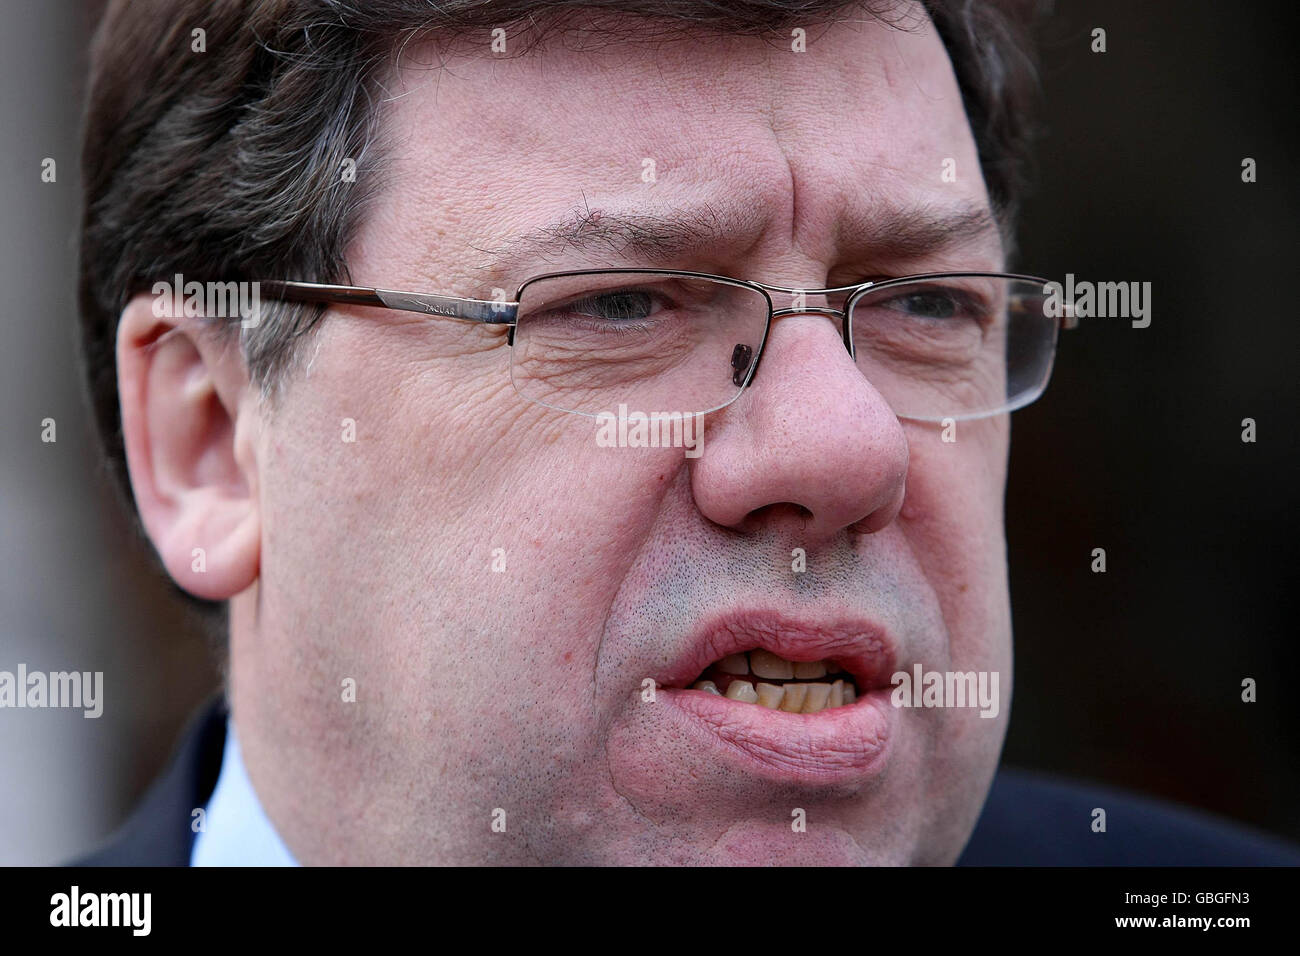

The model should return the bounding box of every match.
[743,502,815,531]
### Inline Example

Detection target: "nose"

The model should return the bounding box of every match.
[690,305,909,545]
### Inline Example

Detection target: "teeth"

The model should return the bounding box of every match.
[724,680,758,703]
[700,652,859,711]
[711,676,858,712]
[717,653,750,675]
[801,683,832,714]
[827,680,844,708]
[755,682,785,709]
[779,684,808,712]
[749,649,795,680]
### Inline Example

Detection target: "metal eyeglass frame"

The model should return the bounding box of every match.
[257,268,1074,418]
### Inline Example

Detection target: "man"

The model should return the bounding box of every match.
[75,0,1297,865]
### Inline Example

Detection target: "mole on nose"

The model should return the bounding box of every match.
[730,343,754,385]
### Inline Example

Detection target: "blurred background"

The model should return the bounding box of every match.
[1,0,1295,864]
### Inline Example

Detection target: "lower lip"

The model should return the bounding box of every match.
[657,685,896,784]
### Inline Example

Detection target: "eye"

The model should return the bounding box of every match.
[566,289,660,322]
[886,290,964,320]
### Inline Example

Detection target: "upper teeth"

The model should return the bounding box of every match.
[793,660,827,679]
[709,650,843,679]
[717,653,750,675]
[750,649,794,679]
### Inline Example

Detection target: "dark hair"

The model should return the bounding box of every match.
[79,0,1039,625]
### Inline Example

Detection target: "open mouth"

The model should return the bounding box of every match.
[688,649,858,713]
[652,612,899,781]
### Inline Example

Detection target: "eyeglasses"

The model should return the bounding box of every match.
[258,269,1073,422]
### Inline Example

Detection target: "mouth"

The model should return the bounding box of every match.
[686,650,859,713]
[653,612,900,782]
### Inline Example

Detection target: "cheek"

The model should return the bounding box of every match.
[897,418,1011,661]
[255,322,685,696]
[899,416,1008,549]
[894,423,1012,845]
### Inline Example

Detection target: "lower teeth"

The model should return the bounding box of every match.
[692,677,857,713]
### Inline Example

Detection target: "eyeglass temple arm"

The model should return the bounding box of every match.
[259,280,518,324]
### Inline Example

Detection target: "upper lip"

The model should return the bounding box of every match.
[657,609,897,692]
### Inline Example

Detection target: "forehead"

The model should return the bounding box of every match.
[368,11,991,286]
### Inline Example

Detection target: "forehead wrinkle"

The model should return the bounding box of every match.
[433,14,996,287]
[468,198,746,281]
[468,192,1002,288]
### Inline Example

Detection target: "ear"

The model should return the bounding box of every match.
[116,294,260,600]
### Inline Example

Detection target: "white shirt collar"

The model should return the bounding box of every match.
[191,719,299,866]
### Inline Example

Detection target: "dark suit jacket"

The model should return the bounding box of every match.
[73,698,1300,866]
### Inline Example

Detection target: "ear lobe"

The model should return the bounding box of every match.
[117,294,260,601]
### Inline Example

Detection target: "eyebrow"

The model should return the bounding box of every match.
[471,198,1004,284]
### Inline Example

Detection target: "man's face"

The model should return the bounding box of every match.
[231,11,1012,864]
